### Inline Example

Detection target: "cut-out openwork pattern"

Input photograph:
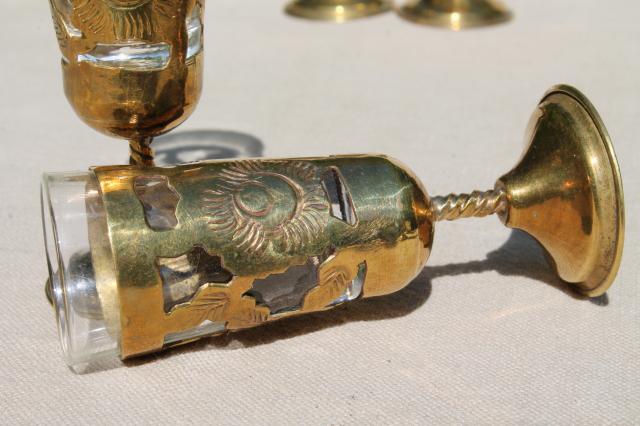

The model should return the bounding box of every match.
[157,245,233,312]
[244,256,326,314]
[321,167,358,226]
[133,175,180,231]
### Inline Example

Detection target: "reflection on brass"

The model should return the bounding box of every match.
[496,87,624,295]
[397,0,511,29]
[48,0,205,165]
[285,0,391,21]
[79,85,623,360]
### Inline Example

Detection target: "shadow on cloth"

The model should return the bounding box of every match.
[426,230,608,306]
[151,129,264,164]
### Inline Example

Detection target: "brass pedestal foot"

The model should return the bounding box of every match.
[286,0,392,22]
[397,0,511,29]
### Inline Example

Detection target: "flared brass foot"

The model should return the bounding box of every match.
[496,85,624,296]
[397,0,511,29]
[432,85,624,297]
[285,0,392,22]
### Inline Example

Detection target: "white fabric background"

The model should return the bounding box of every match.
[0,0,638,424]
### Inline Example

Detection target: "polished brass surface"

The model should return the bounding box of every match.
[431,86,623,296]
[397,0,511,29]
[431,189,507,221]
[495,85,624,297]
[48,0,205,164]
[285,0,391,21]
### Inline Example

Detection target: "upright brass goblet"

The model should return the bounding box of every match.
[48,0,205,165]
[41,84,624,368]
[285,0,391,21]
[397,0,511,29]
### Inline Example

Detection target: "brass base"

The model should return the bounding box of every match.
[285,0,391,21]
[497,85,624,297]
[397,0,511,29]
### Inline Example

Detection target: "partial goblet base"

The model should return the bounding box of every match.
[397,0,511,30]
[285,0,392,22]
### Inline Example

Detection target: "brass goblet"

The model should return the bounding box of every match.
[42,85,624,367]
[397,0,512,30]
[48,0,205,165]
[285,0,391,22]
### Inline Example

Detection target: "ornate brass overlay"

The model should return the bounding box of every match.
[90,155,433,357]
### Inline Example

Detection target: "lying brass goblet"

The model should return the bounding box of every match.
[48,0,205,165]
[285,0,391,21]
[397,0,512,30]
[42,85,624,367]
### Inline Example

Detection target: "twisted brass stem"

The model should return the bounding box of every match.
[129,137,155,167]
[431,189,507,221]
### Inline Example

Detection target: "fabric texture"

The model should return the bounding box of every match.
[0,0,638,423]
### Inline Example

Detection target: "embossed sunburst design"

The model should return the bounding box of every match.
[73,0,177,40]
[203,161,329,254]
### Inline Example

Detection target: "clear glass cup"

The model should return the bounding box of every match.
[41,171,120,368]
